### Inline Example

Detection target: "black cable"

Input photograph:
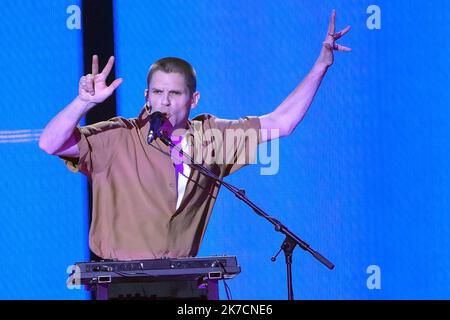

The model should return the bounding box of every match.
[214,259,233,300]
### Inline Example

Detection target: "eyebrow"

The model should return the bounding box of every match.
[151,88,184,93]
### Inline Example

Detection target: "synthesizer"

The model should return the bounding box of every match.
[69,255,241,285]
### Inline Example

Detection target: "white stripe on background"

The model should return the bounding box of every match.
[0,129,43,143]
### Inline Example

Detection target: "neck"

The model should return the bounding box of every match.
[162,119,189,139]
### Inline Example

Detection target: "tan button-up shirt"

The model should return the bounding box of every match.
[61,106,261,260]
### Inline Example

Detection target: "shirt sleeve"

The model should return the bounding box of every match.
[211,115,262,177]
[59,119,125,177]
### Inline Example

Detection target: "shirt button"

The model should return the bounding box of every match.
[169,183,175,188]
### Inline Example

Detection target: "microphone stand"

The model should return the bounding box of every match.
[157,131,334,300]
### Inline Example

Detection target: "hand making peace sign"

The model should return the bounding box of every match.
[78,55,123,106]
[316,9,352,67]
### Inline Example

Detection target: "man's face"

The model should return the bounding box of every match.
[146,70,199,130]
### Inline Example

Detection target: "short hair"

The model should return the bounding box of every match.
[146,57,197,94]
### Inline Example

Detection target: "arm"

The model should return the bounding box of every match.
[39,96,92,156]
[259,9,351,143]
[39,55,123,156]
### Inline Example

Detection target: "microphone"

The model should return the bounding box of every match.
[147,111,165,144]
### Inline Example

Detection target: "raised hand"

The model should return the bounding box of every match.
[316,9,352,67]
[78,55,123,107]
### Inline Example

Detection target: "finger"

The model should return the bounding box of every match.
[85,74,95,95]
[92,55,99,75]
[333,25,351,40]
[334,43,352,52]
[327,9,336,35]
[105,78,123,94]
[80,75,87,90]
[100,56,115,78]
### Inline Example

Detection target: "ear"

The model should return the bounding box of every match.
[144,89,150,106]
[190,91,200,110]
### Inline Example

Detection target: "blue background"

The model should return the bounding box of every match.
[0,0,88,299]
[0,0,448,299]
